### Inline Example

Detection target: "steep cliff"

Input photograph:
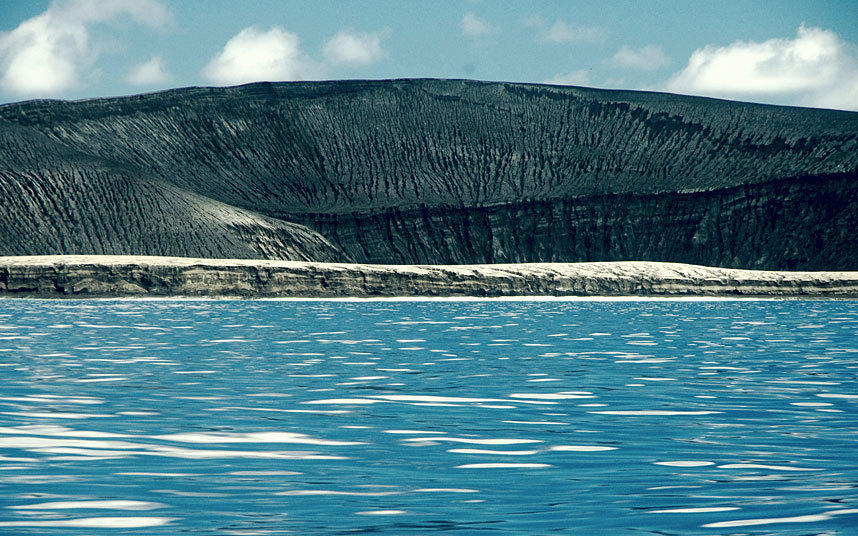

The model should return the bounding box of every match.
[1,79,856,268]
[302,172,857,270]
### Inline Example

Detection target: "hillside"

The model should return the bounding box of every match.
[1,79,856,269]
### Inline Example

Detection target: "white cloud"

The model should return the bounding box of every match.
[666,25,858,111]
[323,29,389,66]
[543,20,603,44]
[608,44,670,70]
[0,0,169,96]
[126,56,171,86]
[543,69,591,86]
[202,26,315,85]
[525,17,602,44]
[461,12,496,38]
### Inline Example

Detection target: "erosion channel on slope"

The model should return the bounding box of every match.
[1,79,856,270]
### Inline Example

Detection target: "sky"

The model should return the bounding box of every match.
[1,0,856,110]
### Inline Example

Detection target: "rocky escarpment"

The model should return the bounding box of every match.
[303,172,858,270]
[1,79,856,268]
[2,256,858,298]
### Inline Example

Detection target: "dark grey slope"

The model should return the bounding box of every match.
[0,126,342,260]
[3,79,856,213]
[1,79,856,268]
[0,170,342,261]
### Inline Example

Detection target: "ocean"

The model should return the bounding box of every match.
[0,298,856,534]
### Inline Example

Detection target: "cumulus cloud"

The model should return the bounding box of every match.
[202,26,315,85]
[323,29,389,66]
[0,0,169,96]
[608,44,670,70]
[666,25,858,111]
[126,56,171,86]
[543,69,591,86]
[461,12,496,38]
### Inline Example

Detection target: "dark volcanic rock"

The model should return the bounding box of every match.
[303,172,858,270]
[1,79,856,268]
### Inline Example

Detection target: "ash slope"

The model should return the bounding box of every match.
[0,122,340,261]
[1,79,856,269]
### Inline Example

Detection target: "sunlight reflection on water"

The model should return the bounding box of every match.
[0,298,857,534]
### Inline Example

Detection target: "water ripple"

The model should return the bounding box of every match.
[1,298,857,534]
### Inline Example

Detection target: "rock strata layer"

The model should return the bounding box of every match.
[2,256,857,298]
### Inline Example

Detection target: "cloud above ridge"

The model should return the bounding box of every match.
[203,25,391,85]
[126,56,171,86]
[461,12,496,38]
[608,44,670,70]
[543,69,591,86]
[202,26,315,84]
[666,25,858,111]
[544,20,603,44]
[323,29,389,66]
[0,0,170,96]
[525,17,603,44]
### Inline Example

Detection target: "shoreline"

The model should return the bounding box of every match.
[0,295,813,302]
[2,255,858,299]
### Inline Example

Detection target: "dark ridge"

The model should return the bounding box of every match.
[1,78,856,269]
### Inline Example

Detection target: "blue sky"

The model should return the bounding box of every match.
[1,0,856,110]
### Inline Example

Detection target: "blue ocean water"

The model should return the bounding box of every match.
[0,298,857,535]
